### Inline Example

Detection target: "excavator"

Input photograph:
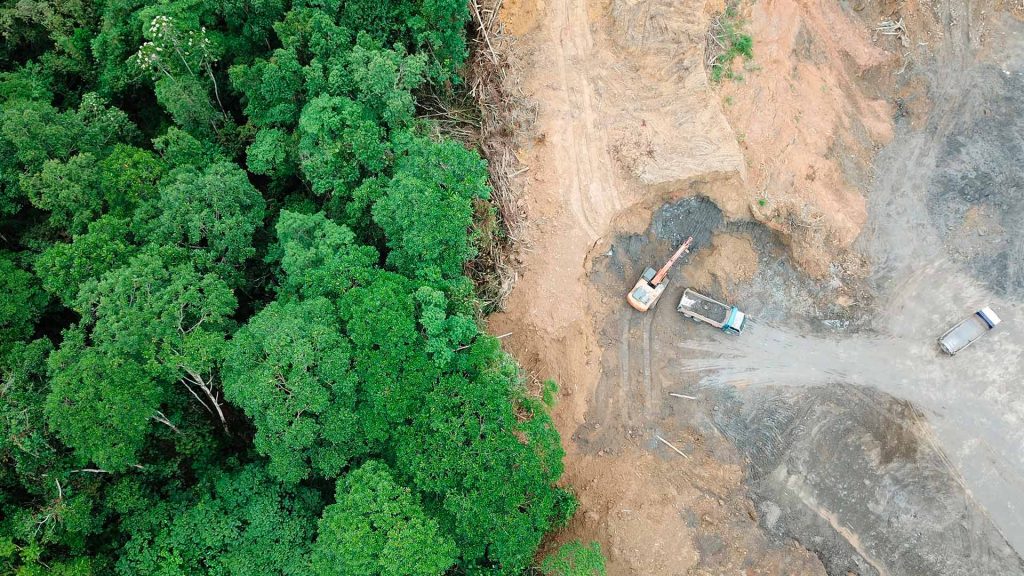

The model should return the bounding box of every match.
[626,236,694,312]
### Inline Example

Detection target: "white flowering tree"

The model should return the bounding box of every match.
[133,15,229,136]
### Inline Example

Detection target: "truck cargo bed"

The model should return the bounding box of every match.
[677,289,730,326]
[939,308,1000,355]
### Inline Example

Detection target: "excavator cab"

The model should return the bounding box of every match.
[626,237,694,312]
[627,276,668,312]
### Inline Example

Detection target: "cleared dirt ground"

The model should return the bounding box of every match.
[489,0,1024,571]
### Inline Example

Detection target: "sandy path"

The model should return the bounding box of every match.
[550,0,623,241]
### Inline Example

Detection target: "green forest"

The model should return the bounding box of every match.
[0,0,602,573]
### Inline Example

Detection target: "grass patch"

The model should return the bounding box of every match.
[707,6,754,83]
[541,379,559,408]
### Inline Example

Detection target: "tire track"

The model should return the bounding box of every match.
[641,310,655,417]
[550,0,623,241]
[619,317,632,423]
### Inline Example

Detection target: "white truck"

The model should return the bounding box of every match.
[938,307,1001,355]
[677,288,747,335]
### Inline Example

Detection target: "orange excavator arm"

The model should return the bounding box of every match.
[651,236,694,285]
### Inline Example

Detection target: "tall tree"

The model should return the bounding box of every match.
[45,333,159,472]
[394,337,573,573]
[0,90,137,218]
[342,40,427,128]
[274,210,378,300]
[338,269,443,446]
[35,216,138,306]
[223,297,366,484]
[0,253,48,353]
[228,48,305,130]
[21,142,161,235]
[372,135,490,282]
[1,337,114,576]
[117,464,319,576]
[132,14,229,139]
[297,94,388,197]
[311,460,457,576]
[46,249,236,470]
[137,161,266,280]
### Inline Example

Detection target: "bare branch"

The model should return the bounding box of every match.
[182,377,215,414]
[470,0,500,65]
[655,434,692,460]
[152,410,182,434]
[181,367,230,434]
[205,62,229,118]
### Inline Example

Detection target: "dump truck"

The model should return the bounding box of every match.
[938,307,1001,355]
[626,237,694,312]
[676,288,747,335]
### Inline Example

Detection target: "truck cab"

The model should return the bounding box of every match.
[723,307,747,334]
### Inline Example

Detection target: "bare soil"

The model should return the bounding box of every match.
[488,0,1024,571]
[717,0,897,278]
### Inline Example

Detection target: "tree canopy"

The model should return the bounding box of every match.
[0,0,592,573]
[312,460,457,576]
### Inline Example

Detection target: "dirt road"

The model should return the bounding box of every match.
[492,0,1024,570]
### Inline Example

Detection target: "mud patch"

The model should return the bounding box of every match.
[716,0,897,278]
[928,65,1024,298]
[595,197,869,332]
[866,399,921,466]
[713,385,1024,576]
[590,197,725,300]
[584,194,1024,575]
[576,197,857,573]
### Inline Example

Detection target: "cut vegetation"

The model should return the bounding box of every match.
[706,6,754,82]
